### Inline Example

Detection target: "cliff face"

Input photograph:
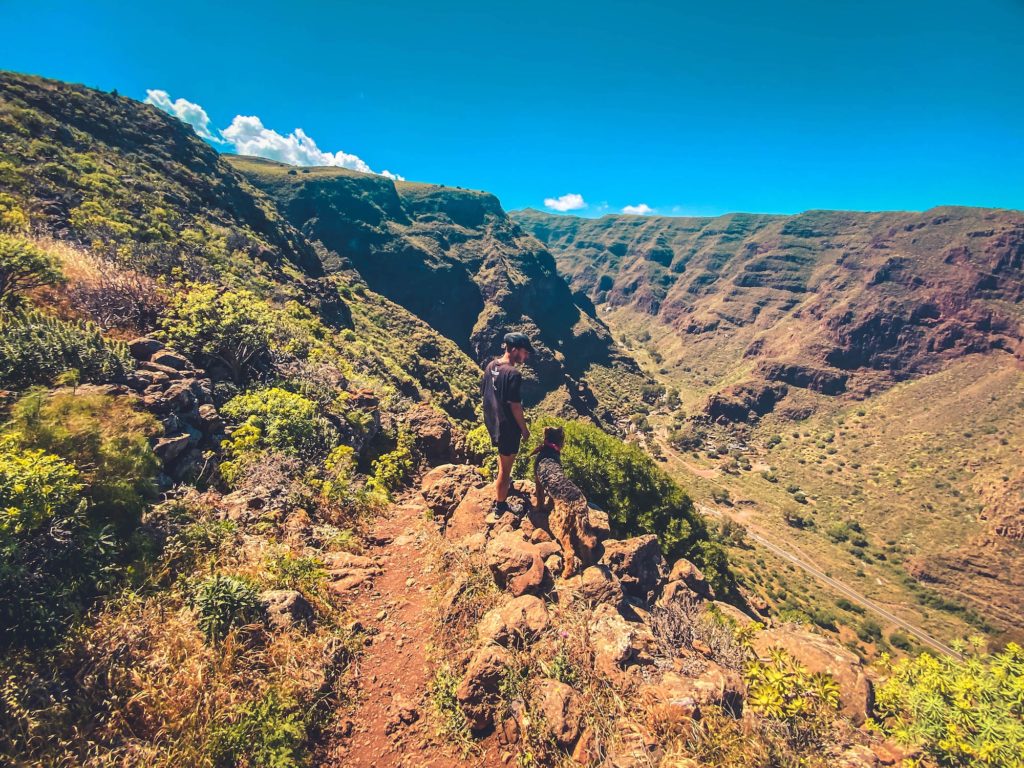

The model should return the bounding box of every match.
[232,157,637,409]
[514,207,1024,399]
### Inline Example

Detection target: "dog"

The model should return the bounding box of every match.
[533,426,599,578]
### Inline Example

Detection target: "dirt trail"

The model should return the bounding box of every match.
[323,495,496,767]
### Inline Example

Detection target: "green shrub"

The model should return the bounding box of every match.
[874,641,1024,767]
[745,648,840,725]
[0,234,62,305]
[190,573,262,644]
[464,423,497,478]
[6,390,159,530]
[517,417,712,564]
[209,687,307,768]
[0,307,132,388]
[220,387,338,485]
[161,285,275,384]
[0,439,111,647]
[370,428,414,496]
[316,445,387,519]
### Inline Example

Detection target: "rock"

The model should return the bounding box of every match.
[153,432,191,463]
[421,463,485,519]
[530,528,552,544]
[588,603,637,677]
[605,720,661,768]
[325,551,382,593]
[563,565,624,607]
[196,403,224,433]
[486,531,547,597]
[706,601,759,628]
[751,627,874,725]
[545,553,564,575]
[588,504,612,540]
[446,484,496,541]
[571,726,598,765]
[657,580,704,608]
[457,645,513,731]
[150,349,192,371]
[601,536,666,601]
[536,679,582,749]
[477,595,549,647]
[385,693,420,734]
[406,404,464,465]
[128,337,164,359]
[645,662,744,716]
[260,589,314,631]
[667,558,715,600]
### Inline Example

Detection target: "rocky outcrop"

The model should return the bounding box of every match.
[476,595,549,647]
[421,463,485,520]
[457,645,513,731]
[405,404,464,465]
[486,531,547,597]
[260,589,314,631]
[703,379,788,422]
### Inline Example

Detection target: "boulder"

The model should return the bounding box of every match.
[486,531,547,597]
[601,535,666,601]
[421,463,485,519]
[588,504,612,541]
[128,337,164,359]
[562,565,624,607]
[260,589,314,631]
[153,432,191,463]
[446,484,495,541]
[667,558,715,600]
[150,349,192,371]
[751,627,874,725]
[406,404,463,465]
[588,603,638,678]
[647,662,745,716]
[477,595,549,647]
[536,678,582,749]
[196,403,224,434]
[457,645,513,731]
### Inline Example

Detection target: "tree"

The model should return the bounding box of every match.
[0,234,62,306]
[160,285,274,384]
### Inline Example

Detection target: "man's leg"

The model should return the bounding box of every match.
[495,453,515,503]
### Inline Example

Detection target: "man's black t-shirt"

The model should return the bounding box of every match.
[482,359,523,453]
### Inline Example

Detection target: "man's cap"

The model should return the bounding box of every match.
[503,332,534,352]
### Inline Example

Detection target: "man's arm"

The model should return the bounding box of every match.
[508,401,530,441]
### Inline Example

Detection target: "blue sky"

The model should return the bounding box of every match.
[3,0,1022,215]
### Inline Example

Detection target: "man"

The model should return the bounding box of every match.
[482,332,533,510]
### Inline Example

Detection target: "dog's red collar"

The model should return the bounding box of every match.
[543,441,562,453]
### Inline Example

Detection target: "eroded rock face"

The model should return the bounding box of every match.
[421,463,485,519]
[703,379,788,422]
[486,531,547,597]
[666,558,715,600]
[601,536,666,602]
[445,484,496,541]
[476,595,549,648]
[751,626,874,725]
[457,645,513,731]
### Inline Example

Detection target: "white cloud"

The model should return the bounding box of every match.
[622,203,654,215]
[145,88,400,179]
[144,89,223,143]
[221,116,373,172]
[544,193,587,212]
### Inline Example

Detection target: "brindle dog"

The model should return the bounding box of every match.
[534,426,599,578]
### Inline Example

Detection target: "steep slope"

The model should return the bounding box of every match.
[514,207,1024,400]
[231,157,640,412]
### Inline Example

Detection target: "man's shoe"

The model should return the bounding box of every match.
[494,500,511,513]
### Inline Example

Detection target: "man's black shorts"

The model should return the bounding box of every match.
[495,430,521,457]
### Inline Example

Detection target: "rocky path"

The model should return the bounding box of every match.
[323,495,494,767]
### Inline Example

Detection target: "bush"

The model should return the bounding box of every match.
[874,641,1024,767]
[316,445,387,521]
[0,440,100,647]
[517,417,712,565]
[0,234,62,305]
[0,307,132,388]
[6,390,159,530]
[209,687,307,768]
[745,649,840,746]
[464,423,497,477]
[370,428,415,496]
[161,285,275,384]
[219,387,338,485]
[189,574,262,644]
